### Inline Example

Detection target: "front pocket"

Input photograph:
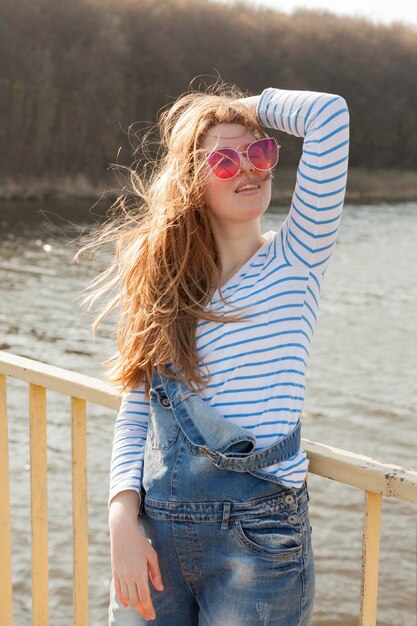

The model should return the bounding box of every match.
[232,510,304,559]
[148,390,180,450]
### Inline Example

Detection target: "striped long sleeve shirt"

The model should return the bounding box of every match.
[108,87,350,508]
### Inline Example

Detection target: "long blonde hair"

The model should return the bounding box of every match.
[75,82,268,399]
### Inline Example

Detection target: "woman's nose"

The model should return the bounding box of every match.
[239,153,254,174]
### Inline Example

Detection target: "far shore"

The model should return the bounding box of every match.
[1,168,417,206]
[272,167,417,205]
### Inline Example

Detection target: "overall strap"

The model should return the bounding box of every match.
[151,370,301,472]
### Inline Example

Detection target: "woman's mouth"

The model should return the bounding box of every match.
[235,183,261,194]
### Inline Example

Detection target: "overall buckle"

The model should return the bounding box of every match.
[199,446,219,462]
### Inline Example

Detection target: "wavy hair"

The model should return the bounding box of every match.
[74,82,268,399]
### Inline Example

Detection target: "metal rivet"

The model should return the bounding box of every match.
[284,494,295,504]
[161,397,170,407]
[287,515,298,524]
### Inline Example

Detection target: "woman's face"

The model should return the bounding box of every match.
[200,124,272,227]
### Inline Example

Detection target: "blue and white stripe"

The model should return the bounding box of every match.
[108,87,350,507]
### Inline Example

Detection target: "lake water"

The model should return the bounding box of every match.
[1,200,416,626]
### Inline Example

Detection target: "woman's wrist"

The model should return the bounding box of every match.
[108,489,141,526]
[237,95,260,118]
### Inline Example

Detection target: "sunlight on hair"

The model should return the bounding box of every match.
[73,79,266,398]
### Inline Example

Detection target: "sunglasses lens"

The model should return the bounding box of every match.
[207,149,240,179]
[248,138,278,170]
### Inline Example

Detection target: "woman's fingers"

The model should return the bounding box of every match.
[136,574,156,620]
[117,575,154,620]
[134,583,155,620]
[148,552,164,591]
[115,575,130,608]
[113,574,125,606]
[133,549,164,620]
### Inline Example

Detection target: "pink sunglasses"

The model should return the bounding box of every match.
[205,137,280,180]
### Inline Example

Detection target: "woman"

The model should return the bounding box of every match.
[81,83,349,624]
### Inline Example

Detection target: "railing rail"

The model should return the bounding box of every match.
[1,350,416,626]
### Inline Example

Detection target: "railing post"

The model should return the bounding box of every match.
[359,490,382,626]
[29,383,49,626]
[71,396,89,626]
[2,352,417,626]
[0,374,13,626]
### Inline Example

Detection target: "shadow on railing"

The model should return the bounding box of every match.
[0,350,416,626]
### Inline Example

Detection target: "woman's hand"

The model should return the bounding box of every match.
[237,95,260,117]
[109,491,164,621]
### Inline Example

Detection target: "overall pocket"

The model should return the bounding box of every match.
[148,388,180,450]
[231,507,305,560]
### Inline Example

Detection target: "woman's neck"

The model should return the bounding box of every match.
[214,232,269,289]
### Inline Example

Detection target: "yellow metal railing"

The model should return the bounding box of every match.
[0,350,416,626]
[0,371,13,625]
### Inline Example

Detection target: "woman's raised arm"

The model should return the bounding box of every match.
[242,88,350,276]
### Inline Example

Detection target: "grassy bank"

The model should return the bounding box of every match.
[1,169,417,205]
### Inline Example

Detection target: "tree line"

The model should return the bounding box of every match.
[1,0,416,194]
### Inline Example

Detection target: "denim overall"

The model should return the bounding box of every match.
[109,369,315,625]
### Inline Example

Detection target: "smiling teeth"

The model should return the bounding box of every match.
[237,184,260,192]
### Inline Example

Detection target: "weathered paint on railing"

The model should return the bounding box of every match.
[29,383,49,626]
[303,438,417,505]
[0,350,120,410]
[0,373,13,626]
[1,350,416,626]
[71,396,89,626]
[359,491,382,625]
